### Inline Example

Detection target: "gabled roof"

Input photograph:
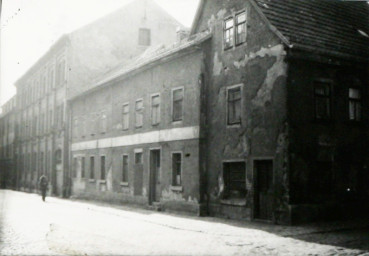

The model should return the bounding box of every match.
[70,31,211,102]
[253,0,369,61]
[191,0,369,61]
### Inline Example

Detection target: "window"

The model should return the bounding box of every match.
[101,112,107,133]
[73,157,77,178]
[135,99,143,128]
[227,86,241,125]
[235,12,247,45]
[135,152,143,164]
[100,156,105,180]
[81,157,85,178]
[151,94,160,125]
[122,155,128,182]
[224,17,234,49]
[138,28,151,46]
[349,88,361,121]
[122,104,129,130]
[57,60,65,87]
[314,81,331,120]
[172,88,183,121]
[223,162,246,199]
[224,11,247,49]
[90,156,95,179]
[49,69,54,90]
[172,153,182,186]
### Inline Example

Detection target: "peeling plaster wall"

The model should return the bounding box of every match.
[196,0,290,223]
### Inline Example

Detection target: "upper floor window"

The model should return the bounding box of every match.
[151,94,160,125]
[100,111,107,133]
[227,86,241,125]
[49,69,54,90]
[138,28,151,46]
[122,104,129,130]
[349,88,361,121]
[314,81,331,120]
[235,12,247,45]
[135,99,143,128]
[172,88,183,122]
[56,60,65,87]
[224,18,234,49]
[224,11,247,50]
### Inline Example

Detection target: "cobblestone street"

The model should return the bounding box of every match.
[0,190,368,256]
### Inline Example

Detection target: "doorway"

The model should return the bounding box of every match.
[149,149,161,204]
[254,160,273,221]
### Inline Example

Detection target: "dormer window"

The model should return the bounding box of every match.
[138,28,151,46]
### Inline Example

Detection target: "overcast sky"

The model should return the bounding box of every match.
[0,0,200,105]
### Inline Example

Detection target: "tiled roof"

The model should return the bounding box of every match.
[254,0,369,60]
[70,31,211,101]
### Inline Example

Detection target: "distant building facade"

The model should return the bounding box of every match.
[69,33,210,212]
[12,0,183,197]
[0,97,17,188]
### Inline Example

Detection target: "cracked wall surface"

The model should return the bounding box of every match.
[195,0,290,222]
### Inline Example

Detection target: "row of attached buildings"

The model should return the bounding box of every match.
[1,0,369,224]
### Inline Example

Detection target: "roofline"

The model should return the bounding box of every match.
[249,0,292,48]
[14,35,70,87]
[69,33,211,103]
[190,0,205,35]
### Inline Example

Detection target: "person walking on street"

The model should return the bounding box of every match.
[38,174,48,202]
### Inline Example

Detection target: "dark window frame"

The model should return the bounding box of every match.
[172,152,182,186]
[100,156,106,180]
[122,154,129,183]
[172,88,184,122]
[227,85,242,125]
[348,87,362,122]
[313,81,332,121]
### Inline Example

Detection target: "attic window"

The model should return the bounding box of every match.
[224,11,247,50]
[139,28,151,46]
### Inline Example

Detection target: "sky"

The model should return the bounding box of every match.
[0,0,200,106]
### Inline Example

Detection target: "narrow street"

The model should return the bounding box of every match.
[0,190,368,256]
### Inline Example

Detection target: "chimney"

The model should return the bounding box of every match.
[176,27,190,43]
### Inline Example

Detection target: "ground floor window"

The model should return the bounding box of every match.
[223,161,246,199]
[100,156,106,180]
[172,153,182,186]
[90,156,95,179]
[122,155,128,182]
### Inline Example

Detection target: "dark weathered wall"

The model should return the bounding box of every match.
[195,0,290,223]
[70,48,205,213]
[287,56,369,222]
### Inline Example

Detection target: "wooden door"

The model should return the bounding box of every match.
[254,160,273,220]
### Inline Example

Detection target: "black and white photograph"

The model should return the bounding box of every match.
[0,0,369,255]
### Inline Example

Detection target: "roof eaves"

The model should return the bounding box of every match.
[190,0,205,35]
[249,0,292,48]
[69,32,212,103]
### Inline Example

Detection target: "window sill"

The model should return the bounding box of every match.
[172,120,183,126]
[120,182,129,187]
[221,198,246,206]
[170,185,183,192]
[227,123,241,129]
[89,179,95,183]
